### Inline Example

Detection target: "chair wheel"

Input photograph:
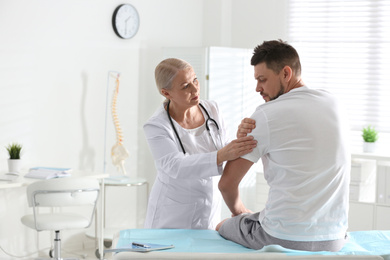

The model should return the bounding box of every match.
[49,249,53,258]
[95,248,105,259]
[104,240,112,248]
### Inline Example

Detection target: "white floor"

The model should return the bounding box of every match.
[65,247,114,260]
[0,244,114,260]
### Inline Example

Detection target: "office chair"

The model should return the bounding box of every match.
[21,177,100,260]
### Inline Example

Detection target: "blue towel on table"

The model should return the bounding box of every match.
[115,229,390,258]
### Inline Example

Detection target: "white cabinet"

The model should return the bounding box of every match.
[349,159,376,203]
[348,202,375,231]
[349,202,390,231]
[376,206,390,230]
[348,154,390,231]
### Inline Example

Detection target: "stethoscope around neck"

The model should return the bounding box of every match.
[167,100,221,154]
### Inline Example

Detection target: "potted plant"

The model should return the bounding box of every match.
[5,142,23,174]
[362,126,378,153]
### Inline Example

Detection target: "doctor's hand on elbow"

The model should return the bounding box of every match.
[216,136,257,165]
[237,118,256,138]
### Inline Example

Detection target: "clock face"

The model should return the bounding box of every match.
[112,4,140,39]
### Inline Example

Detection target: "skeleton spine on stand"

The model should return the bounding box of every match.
[110,73,129,175]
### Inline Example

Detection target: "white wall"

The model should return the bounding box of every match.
[0,0,141,175]
[230,0,289,48]
[0,0,287,257]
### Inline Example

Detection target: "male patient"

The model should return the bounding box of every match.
[216,40,351,252]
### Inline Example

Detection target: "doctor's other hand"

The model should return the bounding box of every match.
[217,136,257,165]
[237,118,256,138]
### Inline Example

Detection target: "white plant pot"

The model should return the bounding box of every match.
[363,142,376,153]
[8,159,22,174]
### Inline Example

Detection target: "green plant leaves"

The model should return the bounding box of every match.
[5,142,22,159]
[362,126,378,143]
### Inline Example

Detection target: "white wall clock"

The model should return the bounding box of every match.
[112,4,140,39]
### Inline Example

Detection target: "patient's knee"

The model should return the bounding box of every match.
[216,218,228,231]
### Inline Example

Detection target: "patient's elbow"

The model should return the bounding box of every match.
[218,177,229,193]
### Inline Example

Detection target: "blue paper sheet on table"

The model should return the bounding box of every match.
[114,229,390,258]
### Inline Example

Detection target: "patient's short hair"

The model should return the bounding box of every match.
[155,58,192,94]
[251,39,301,76]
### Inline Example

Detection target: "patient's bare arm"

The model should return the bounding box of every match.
[218,158,254,216]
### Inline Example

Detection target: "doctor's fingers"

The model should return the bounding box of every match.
[237,129,249,138]
[219,143,248,162]
[228,138,257,151]
[227,140,257,159]
[241,117,256,126]
[234,139,257,155]
[234,136,257,146]
[235,144,256,157]
[237,118,256,138]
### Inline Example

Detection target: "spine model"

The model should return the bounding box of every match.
[110,73,129,175]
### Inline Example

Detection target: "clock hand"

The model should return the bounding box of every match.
[124,16,132,35]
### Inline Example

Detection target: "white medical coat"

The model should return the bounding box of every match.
[143,100,229,229]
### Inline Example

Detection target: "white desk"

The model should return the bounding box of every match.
[0,174,26,189]
[352,152,390,162]
[0,170,109,189]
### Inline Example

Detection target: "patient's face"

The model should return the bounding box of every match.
[254,63,285,102]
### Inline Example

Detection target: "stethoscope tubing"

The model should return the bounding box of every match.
[167,100,220,154]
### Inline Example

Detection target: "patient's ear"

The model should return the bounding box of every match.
[282,66,293,82]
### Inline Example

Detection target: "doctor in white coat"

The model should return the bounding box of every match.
[144,58,257,230]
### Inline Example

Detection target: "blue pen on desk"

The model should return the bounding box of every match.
[132,242,150,248]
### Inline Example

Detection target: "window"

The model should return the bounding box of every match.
[207,47,260,140]
[288,0,390,153]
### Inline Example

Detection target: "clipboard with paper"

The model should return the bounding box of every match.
[104,242,174,253]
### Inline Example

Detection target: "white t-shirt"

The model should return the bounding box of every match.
[242,86,351,242]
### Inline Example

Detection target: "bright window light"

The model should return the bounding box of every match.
[288,0,390,153]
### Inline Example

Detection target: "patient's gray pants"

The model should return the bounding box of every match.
[218,212,347,252]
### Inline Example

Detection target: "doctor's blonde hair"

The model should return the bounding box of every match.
[155,58,192,102]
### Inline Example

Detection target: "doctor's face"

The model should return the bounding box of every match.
[254,62,285,102]
[167,67,200,108]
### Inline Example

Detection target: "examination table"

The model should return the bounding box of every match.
[111,229,390,260]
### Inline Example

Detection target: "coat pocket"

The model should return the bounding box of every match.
[156,200,197,229]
